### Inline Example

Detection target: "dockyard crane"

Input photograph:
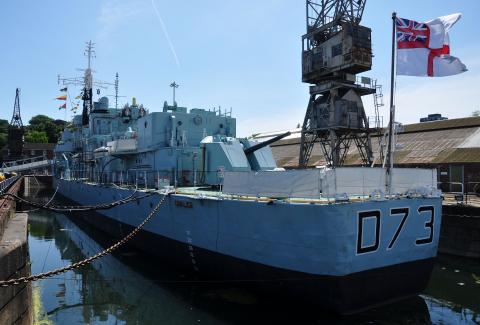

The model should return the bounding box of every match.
[299,0,375,167]
[7,88,24,161]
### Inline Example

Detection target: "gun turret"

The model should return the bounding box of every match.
[244,131,291,156]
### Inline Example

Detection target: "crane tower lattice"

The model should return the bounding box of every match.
[299,0,374,167]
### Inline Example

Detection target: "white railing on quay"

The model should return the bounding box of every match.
[0,176,20,194]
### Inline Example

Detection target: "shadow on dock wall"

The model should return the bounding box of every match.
[440,205,480,258]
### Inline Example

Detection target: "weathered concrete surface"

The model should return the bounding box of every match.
[0,177,32,325]
[440,205,480,258]
[23,175,52,189]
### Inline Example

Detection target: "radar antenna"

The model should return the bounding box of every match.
[299,0,374,167]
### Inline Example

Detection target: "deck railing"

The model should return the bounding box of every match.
[439,181,480,205]
[59,168,441,201]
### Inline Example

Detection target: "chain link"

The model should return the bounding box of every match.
[0,193,167,287]
[0,190,154,213]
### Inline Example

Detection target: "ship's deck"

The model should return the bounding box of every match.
[80,181,436,206]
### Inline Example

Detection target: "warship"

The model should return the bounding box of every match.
[53,1,442,314]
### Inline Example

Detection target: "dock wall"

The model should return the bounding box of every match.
[0,178,32,325]
[440,205,480,258]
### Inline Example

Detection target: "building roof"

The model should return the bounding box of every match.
[402,116,480,133]
[254,116,480,167]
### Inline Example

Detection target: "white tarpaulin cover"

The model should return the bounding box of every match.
[222,168,437,198]
[223,169,322,198]
[390,168,437,194]
[322,168,387,197]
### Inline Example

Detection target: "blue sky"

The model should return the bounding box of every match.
[0,0,479,136]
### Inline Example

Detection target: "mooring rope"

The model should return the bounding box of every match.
[0,193,167,287]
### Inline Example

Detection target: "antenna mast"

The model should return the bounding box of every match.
[58,41,114,126]
[82,41,95,126]
[170,81,179,104]
[299,0,374,168]
[115,72,119,109]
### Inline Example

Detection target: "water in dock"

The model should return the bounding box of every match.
[28,209,480,325]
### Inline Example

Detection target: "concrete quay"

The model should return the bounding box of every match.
[0,178,32,325]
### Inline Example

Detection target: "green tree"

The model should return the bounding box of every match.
[0,119,8,134]
[0,120,8,156]
[25,130,48,143]
[472,110,480,117]
[0,133,6,149]
[27,115,66,143]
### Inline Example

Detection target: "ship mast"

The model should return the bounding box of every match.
[170,81,179,105]
[82,41,95,126]
[58,41,114,126]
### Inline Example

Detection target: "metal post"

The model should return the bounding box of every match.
[193,154,197,187]
[386,12,397,194]
[144,171,147,190]
[170,82,179,104]
[174,168,177,189]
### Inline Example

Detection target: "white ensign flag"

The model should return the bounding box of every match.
[396,13,467,77]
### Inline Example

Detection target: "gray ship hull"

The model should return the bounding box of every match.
[54,178,441,314]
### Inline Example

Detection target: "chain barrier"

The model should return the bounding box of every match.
[0,189,155,213]
[0,193,168,287]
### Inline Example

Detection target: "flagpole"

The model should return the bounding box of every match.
[386,12,397,193]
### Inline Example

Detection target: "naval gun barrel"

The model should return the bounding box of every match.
[244,131,291,155]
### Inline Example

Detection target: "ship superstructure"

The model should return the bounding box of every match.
[56,96,278,188]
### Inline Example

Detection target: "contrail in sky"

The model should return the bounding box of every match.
[151,0,181,67]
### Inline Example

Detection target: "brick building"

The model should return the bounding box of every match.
[1,143,55,163]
